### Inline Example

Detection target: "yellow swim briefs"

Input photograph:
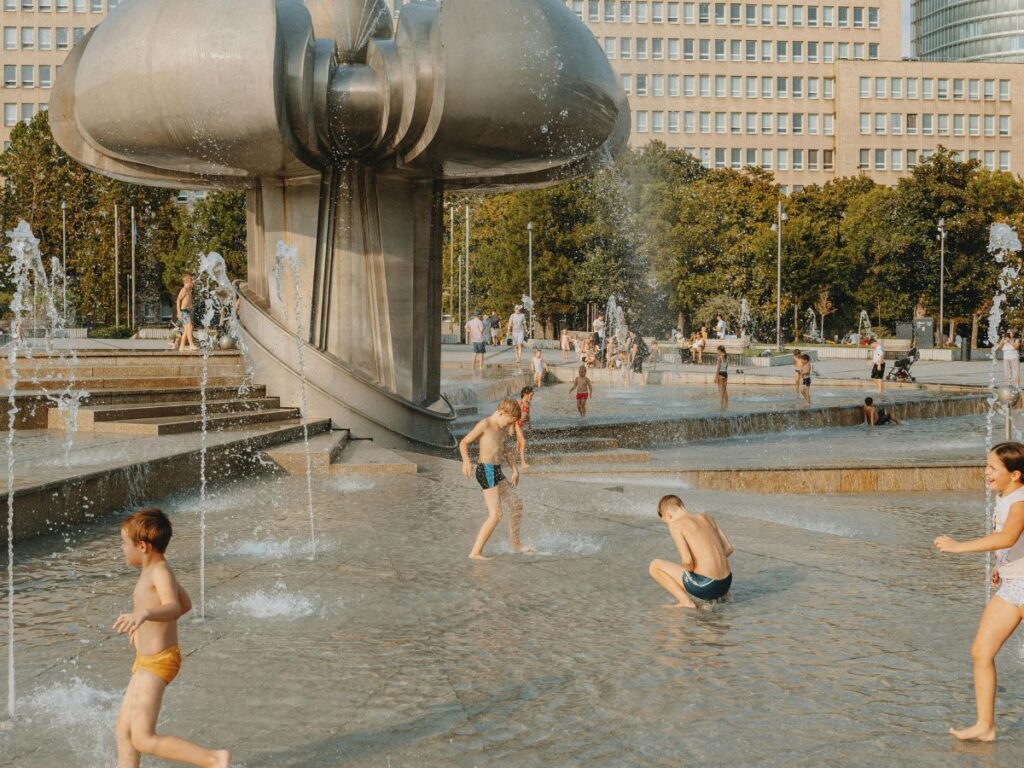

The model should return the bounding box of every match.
[131,645,182,685]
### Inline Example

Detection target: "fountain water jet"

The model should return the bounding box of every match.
[273,241,317,560]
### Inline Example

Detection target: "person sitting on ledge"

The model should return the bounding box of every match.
[862,397,900,427]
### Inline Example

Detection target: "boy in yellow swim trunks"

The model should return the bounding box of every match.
[114,509,230,768]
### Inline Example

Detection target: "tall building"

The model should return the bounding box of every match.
[567,0,1024,188]
[0,0,117,150]
[915,0,1024,62]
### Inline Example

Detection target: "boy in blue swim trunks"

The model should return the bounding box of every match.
[460,399,534,560]
[649,494,734,608]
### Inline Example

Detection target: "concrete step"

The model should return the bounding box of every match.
[262,430,350,475]
[525,436,622,453]
[89,407,302,436]
[526,448,651,466]
[9,375,248,391]
[330,441,417,475]
[50,397,283,431]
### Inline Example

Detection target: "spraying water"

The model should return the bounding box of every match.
[857,310,874,341]
[985,223,1022,596]
[273,241,317,560]
[3,221,49,718]
[805,308,820,343]
[738,299,751,340]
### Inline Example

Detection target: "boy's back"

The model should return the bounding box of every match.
[668,514,731,580]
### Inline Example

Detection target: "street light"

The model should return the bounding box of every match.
[60,200,67,322]
[769,201,788,351]
[527,221,533,340]
[937,217,947,347]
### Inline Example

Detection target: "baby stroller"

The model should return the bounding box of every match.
[885,347,919,383]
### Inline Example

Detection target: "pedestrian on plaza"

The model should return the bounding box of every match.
[715,314,727,339]
[714,345,729,410]
[998,329,1021,387]
[489,312,502,346]
[869,337,886,394]
[175,274,197,353]
[792,349,803,399]
[560,330,571,362]
[507,305,527,364]
[465,310,487,373]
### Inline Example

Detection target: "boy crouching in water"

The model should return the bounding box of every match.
[115,509,229,768]
[649,495,733,608]
[460,399,534,559]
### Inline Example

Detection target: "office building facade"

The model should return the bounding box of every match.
[567,0,1024,188]
[915,0,1024,62]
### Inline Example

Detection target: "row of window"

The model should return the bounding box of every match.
[572,1,882,29]
[635,109,836,134]
[2,0,114,11]
[2,101,45,126]
[857,147,1011,172]
[687,145,836,171]
[604,36,878,61]
[859,76,1012,101]
[859,112,1012,137]
[2,63,56,88]
[3,26,87,50]
[624,73,835,100]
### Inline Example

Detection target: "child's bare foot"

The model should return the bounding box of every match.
[950,724,995,742]
[663,601,696,609]
[468,553,492,561]
[513,544,536,554]
[209,750,231,768]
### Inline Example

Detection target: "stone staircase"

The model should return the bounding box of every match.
[5,350,305,436]
[263,430,418,476]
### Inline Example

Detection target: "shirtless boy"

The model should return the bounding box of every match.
[568,365,593,416]
[115,509,229,768]
[649,495,734,608]
[460,399,533,559]
[862,396,900,426]
[176,275,197,353]
[798,353,812,406]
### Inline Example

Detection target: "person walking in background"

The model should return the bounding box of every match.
[175,274,197,353]
[715,314,727,339]
[507,305,527,364]
[998,329,1021,387]
[714,345,729,410]
[560,330,571,362]
[465,310,487,373]
[870,337,886,394]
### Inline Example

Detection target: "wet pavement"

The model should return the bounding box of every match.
[1,455,1023,767]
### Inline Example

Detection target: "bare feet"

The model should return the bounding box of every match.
[208,751,231,768]
[663,601,696,609]
[468,553,492,561]
[950,724,996,742]
[513,544,536,554]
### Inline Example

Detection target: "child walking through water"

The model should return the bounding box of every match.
[935,441,1024,742]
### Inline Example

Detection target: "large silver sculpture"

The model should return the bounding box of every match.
[51,0,628,446]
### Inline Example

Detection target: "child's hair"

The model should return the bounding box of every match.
[658,494,684,518]
[578,365,587,376]
[497,399,522,420]
[793,349,800,355]
[991,441,1024,478]
[122,508,172,553]
[717,345,726,353]
[520,386,534,397]
[800,354,811,362]
[534,349,541,355]
[864,397,874,405]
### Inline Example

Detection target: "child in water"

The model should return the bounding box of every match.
[568,365,593,416]
[935,442,1024,741]
[649,495,733,608]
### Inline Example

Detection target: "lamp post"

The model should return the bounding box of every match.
[770,201,788,350]
[449,204,456,341]
[60,200,67,322]
[937,217,946,347]
[464,203,470,333]
[527,221,533,340]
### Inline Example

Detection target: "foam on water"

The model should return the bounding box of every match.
[324,476,376,493]
[229,537,334,560]
[20,679,120,765]
[225,584,319,620]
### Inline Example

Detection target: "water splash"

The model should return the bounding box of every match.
[273,241,317,560]
[226,581,319,619]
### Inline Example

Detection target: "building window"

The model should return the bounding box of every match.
[603,37,616,58]
[684,74,695,96]
[620,74,632,94]
[699,147,710,168]
[73,0,85,10]
[985,114,995,136]
[22,0,34,10]
[700,111,710,132]
[623,0,634,22]
[937,79,949,99]
[792,5,803,25]
[1000,150,1010,171]
[700,38,710,60]
[937,114,949,135]
[20,103,33,123]
[636,74,648,95]
[1000,115,1010,136]
[56,0,68,9]
[891,113,902,134]
[984,150,995,170]
[730,111,741,133]
[38,27,52,49]
[823,42,834,63]
[636,111,648,132]
[823,6,833,26]
[761,112,772,133]
[868,43,879,60]
[668,38,679,58]
[1000,80,1011,101]
[636,38,648,59]
[807,5,817,25]
[922,79,934,99]
[761,148,773,170]
[700,74,710,96]
[715,111,726,132]
[776,76,788,97]
[776,112,788,134]
[21,27,35,49]
[3,28,16,51]
[760,4,771,24]
[823,78,834,99]
[730,74,741,97]
[776,4,787,25]
[869,7,879,27]
[776,40,787,62]
[891,149,903,171]
[907,78,918,99]
[792,112,803,133]
[3,0,16,10]
[969,114,979,136]
[684,38,694,59]
[793,148,803,170]
[637,0,649,21]
[588,0,599,20]
[777,148,789,170]
[792,40,803,62]
[875,78,886,99]
[684,110,695,132]
[838,6,848,27]
[891,78,903,99]
[669,74,680,96]
[858,149,869,169]
[874,148,886,170]
[953,114,964,135]
[985,79,995,100]
[3,103,15,127]
[808,77,819,99]
[56,26,68,48]
[761,39,772,61]
[854,43,864,60]
[761,76,772,98]
[746,147,757,166]
[808,149,819,170]
[874,113,885,134]
[860,113,870,134]
[620,37,631,58]
[746,111,756,133]
[3,66,15,88]
[922,114,933,135]
[907,113,917,134]
[953,79,964,100]
[808,113,819,134]
[824,113,834,135]
[668,2,679,22]
[652,111,664,132]
[20,65,33,88]
[807,40,818,62]
[90,0,101,10]
[792,76,802,98]
[39,64,51,88]
[668,111,680,133]
[853,6,863,27]
[73,27,84,42]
